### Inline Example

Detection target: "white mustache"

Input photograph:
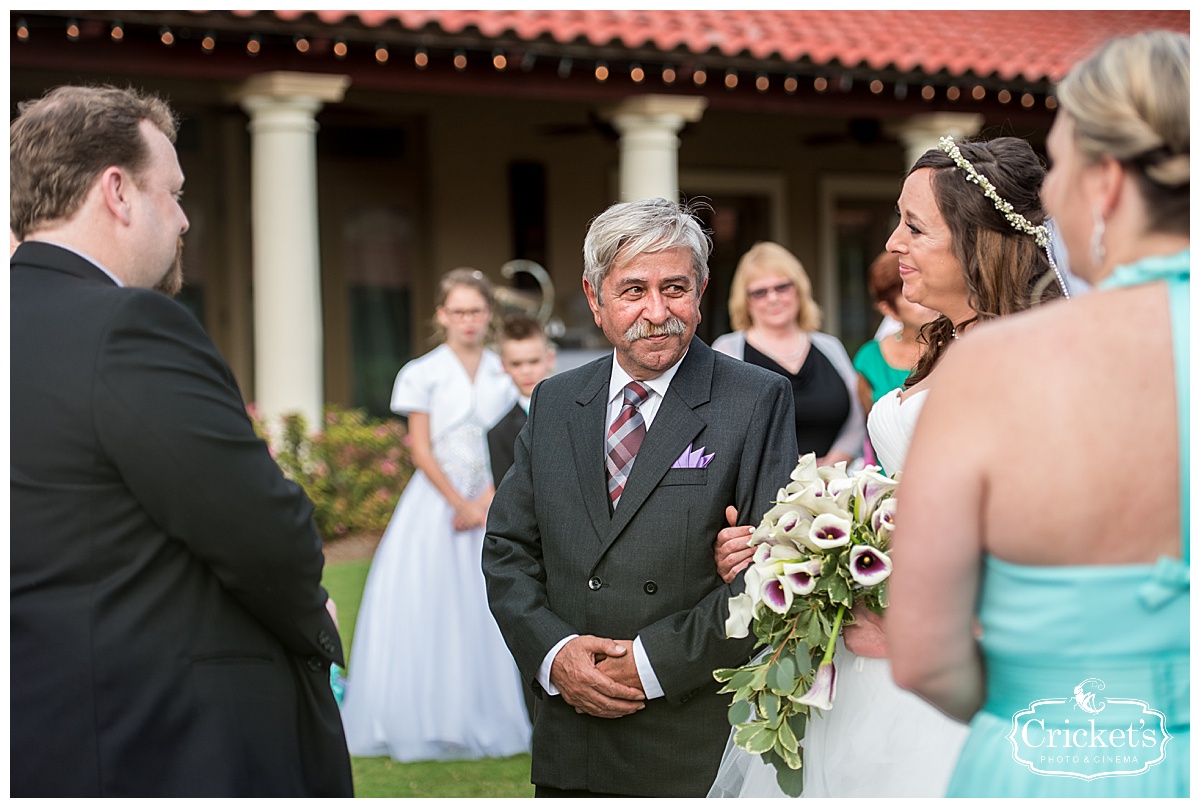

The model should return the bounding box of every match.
[624,317,686,342]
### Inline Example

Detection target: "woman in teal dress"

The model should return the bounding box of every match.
[888,30,1189,798]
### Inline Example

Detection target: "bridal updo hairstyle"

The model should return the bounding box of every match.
[905,137,1062,388]
[1055,29,1189,236]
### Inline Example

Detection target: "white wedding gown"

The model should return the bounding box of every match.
[709,388,969,797]
[340,346,531,761]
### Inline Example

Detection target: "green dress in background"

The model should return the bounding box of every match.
[946,250,1190,797]
[852,339,912,403]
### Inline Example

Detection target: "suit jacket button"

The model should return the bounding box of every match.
[307,656,325,673]
[643,581,658,595]
[588,576,602,591]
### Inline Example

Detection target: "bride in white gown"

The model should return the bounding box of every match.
[709,135,1069,797]
[710,388,968,798]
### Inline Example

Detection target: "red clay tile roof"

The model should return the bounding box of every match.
[231,10,1188,83]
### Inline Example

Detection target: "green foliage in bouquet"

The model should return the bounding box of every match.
[714,453,897,796]
[250,405,414,541]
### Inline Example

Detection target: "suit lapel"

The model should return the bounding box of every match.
[600,337,714,555]
[567,356,614,542]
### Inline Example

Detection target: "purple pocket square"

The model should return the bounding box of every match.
[672,443,714,469]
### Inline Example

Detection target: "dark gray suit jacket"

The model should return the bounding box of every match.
[483,336,797,796]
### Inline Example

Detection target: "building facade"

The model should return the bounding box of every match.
[10,10,1188,421]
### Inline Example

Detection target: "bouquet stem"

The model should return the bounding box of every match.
[821,604,846,665]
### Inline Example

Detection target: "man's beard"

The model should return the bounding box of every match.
[154,237,184,297]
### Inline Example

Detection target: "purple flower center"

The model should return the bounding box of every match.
[856,552,879,570]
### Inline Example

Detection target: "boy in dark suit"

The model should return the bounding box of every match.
[487,314,556,488]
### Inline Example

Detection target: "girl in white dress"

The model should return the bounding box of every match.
[710,136,1067,797]
[340,269,531,761]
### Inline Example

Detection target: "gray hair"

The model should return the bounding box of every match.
[582,198,712,302]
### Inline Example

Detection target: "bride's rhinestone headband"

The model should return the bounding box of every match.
[937,136,1070,298]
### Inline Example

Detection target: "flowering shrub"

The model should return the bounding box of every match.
[250,405,414,541]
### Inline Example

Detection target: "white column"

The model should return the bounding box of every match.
[607,95,707,202]
[890,112,985,171]
[233,72,349,431]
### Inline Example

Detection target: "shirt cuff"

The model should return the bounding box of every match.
[633,636,664,700]
[537,635,578,695]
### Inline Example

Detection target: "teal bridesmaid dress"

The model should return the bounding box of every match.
[946,250,1190,797]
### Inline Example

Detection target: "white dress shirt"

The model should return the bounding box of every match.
[536,349,689,702]
[41,240,124,287]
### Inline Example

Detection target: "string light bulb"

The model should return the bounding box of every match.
[159,27,174,47]
[453,50,467,70]
[997,88,1012,104]
[972,84,986,101]
[16,18,29,41]
[594,60,609,82]
[110,20,124,42]
[333,38,347,58]
[724,69,738,89]
[375,43,389,64]
[202,33,216,53]
[1021,92,1035,108]
[1045,95,1058,110]
[756,72,769,92]
[630,63,644,83]
[921,85,935,100]
[814,76,828,92]
[246,35,261,56]
[414,47,428,68]
[294,36,310,54]
[784,74,798,94]
[946,85,961,101]
[557,56,572,79]
[870,79,884,94]
[693,66,707,86]
[662,64,676,84]
[492,49,507,70]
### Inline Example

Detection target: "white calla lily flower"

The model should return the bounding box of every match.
[782,558,822,595]
[725,592,755,638]
[872,498,897,536]
[762,577,794,614]
[808,512,853,549]
[795,660,837,711]
[790,452,820,485]
[855,467,898,521]
[848,544,893,587]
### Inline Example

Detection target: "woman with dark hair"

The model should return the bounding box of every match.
[890,30,1189,797]
[710,135,1064,797]
[852,251,937,463]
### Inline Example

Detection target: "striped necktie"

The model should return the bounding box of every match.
[605,381,650,507]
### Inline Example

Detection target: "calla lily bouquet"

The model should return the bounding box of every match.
[714,453,897,792]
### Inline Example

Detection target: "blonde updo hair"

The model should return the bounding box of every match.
[728,242,822,333]
[1056,30,1189,234]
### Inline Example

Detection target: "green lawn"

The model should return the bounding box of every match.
[322,557,535,798]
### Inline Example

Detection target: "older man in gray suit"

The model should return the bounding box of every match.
[483,198,797,797]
